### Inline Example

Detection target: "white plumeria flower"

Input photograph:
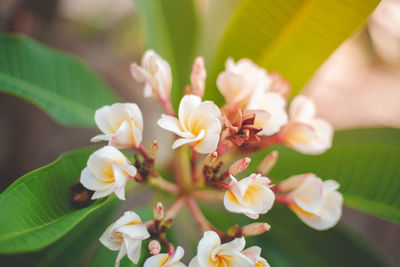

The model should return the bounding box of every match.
[91,103,143,149]
[100,211,150,267]
[280,95,333,154]
[157,94,222,154]
[144,246,186,267]
[279,173,343,230]
[80,146,136,200]
[130,49,172,100]
[247,91,288,136]
[242,246,270,267]
[224,174,275,219]
[189,231,253,267]
[217,57,270,107]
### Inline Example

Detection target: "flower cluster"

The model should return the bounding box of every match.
[78,50,343,266]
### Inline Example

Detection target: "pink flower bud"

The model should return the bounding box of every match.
[204,151,218,166]
[149,140,159,159]
[148,240,161,255]
[257,150,278,175]
[190,56,206,98]
[241,222,271,236]
[229,157,251,176]
[227,224,239,236]
[153,202,164,221]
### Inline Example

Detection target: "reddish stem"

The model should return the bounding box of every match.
[191,148,198,183]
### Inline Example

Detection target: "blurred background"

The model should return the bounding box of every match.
[0,0,399,265]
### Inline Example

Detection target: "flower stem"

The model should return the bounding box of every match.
[176,146,192,192]
[148,176,181,195]
[190,148,198,183]
[186,197,211,232]
[192,190,224,202]
[164,196,186,220]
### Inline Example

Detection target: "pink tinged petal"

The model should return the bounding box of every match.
[277,173,311,193]
[241,246,261,264]
[115,243,127,267]
[109,120,134,149]
[144,84,154,97]
[289,95,316,122]
[112,165,130,200]
[172,130,205,150]
[217,250,254,267]
[130,63,148,82]
[95,105,113,134]
[292,175,324,214]
[178,94,202,131]
[157,115,194,138]
[130,123,142,147]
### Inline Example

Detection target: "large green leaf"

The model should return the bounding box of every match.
[0,34,118,127]
[203,203,386,267]
[0,146,115,253]
[0,195,119,266]
[204,0,380,104]
[246,128,400,224]
[134,0,199,109]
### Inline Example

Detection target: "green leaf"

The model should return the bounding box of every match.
[247,128,400,224]
[0,34,119,127]
[0,195,119,266]
[0,146,115,253]
[202,203,386,267]
[134,0,199,109]
[204,0,380,104]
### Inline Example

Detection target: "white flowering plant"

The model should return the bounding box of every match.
[0,1,397,267]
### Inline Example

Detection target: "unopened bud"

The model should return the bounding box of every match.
[229,157,251,176]
[241,222,271,236]
[153,202,164,221]
[160,217,174,229]
[204,151,218,166]
[148,240,161,255]
[227,224,239,236]
[149,140,159,159]
[190,56,206,98]
[257,151,278,175]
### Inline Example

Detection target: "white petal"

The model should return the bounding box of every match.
[123,237,142,264]
[109,120,134,149]
[197,231,221,266]
[144,254,170,267]
[118,224,150,240]
[289,95,316,122]
[112,211,142,230]
[80,167,108,191]
[130,63,147,82]
[115,243,127,267]
[91,134,113,143]
[99,223,122,251]
[172,130,205,149]
[188,256,201,267]
[218,236,245,253]
[166,246,185,265]
[95,105,113,134]
[178,95,202,131]
[91,187,115,199]
[217,250,254,267]
[87,146,128,180]
[157,114,195,138]
[115,162,137,177]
